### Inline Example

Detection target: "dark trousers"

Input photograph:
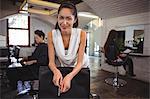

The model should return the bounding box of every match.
[122,57,134,75]
[39,66,90,99]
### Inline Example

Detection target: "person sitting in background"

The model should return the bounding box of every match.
[19,30,48,94]
[22,30,48,66]
[7,30,48,95]
[103,29,135,77]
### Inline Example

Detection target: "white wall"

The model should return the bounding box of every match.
[19,17,54,57]
[0,35,6,46]
[0,20,7,46]
[30,17,54,45]
[0,20,7,36]
[144,24,150,55]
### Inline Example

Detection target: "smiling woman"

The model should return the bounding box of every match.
[46,1,89,98]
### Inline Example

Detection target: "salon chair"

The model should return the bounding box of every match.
[104,44,127,91]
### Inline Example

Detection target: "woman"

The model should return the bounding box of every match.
[47,2,89,96]
[104,29,135,76]
[22,30,48,66]
[20,30,48,94]
[8,30,48,95]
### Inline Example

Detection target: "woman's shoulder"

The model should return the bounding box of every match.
[73,28,82,31]
[48,29,56,34]
[48,29,58,38]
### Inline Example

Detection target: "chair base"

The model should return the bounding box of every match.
[90,93,100,99]
[105,77,127,88]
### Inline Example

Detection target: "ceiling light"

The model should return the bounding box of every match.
[19,10,28,14]
[20,0,59,16]
[78,12,99,19]
[27,0,59,9]
[28,8,57,16]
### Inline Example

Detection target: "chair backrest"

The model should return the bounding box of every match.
[39,66,90,99]
[105,42,118,62]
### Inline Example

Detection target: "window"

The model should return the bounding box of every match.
[8,14,30,46]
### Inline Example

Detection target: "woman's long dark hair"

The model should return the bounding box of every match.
[55,2,78,30]
[104,30,118,56]
[34,30,45,40]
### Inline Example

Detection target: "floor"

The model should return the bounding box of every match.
[89,56,149,99]
[0,56,149,99]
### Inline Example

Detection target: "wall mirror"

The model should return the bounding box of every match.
[117,25,144,54]
[133,30,144,53]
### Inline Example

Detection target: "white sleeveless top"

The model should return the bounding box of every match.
[52,28,89,68]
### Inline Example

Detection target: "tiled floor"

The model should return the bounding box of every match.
[0,56,149,99]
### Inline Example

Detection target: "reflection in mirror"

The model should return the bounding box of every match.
[133,30,144,53]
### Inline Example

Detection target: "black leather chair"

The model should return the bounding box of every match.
[39,66,90,99]
[104,44,127,91]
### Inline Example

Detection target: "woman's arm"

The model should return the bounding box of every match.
[69,30,87,79]
[60,30,87,93]
[47,31,63,87]
[47,32,57,72]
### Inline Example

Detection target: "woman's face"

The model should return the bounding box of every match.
[34,34,43,44]
[57,8,76,33]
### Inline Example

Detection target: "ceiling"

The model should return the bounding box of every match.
[20,0,95,27]
[0,0,150,27]
[26,0,149,27]
[83,0,150,19]
[42,0,83,4]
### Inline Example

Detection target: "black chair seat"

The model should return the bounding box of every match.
[105,59,124,66]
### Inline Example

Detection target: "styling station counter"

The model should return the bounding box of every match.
[129,53,150,83]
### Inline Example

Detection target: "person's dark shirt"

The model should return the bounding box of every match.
[137,41,143,53]
[28,43,48,66]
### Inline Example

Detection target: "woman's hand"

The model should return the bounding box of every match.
[23,61,33,65]
[60,74,72,93]
[53,69,63,87]
[119,53,127,57]
[23,60,37,65]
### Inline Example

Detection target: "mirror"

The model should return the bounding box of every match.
[117,25,144,54]
[133,30,144,53]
